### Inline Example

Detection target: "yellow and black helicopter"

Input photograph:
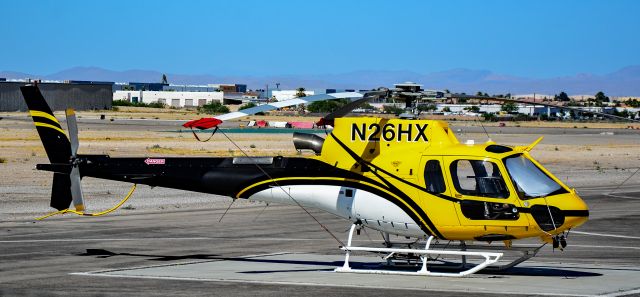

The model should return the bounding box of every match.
[22,84,598,276]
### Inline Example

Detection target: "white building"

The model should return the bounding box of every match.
[113,90,224,108]
[271,90,315,101]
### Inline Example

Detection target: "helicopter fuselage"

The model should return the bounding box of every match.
[52,117,588,242]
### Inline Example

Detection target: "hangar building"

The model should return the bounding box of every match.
[0,80,113,111]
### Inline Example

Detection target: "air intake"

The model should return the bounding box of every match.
[293,132,325,155]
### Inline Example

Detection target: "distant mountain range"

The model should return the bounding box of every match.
[2,66,640,96]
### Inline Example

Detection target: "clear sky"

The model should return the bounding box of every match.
[1,0,638,78]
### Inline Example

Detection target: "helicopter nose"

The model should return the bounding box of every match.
[563,191,589,229]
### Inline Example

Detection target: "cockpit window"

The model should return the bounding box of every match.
[504,154,566,199]
[450,160,509,198]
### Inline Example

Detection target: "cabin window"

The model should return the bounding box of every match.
[424,160,446,194]
[450,160,509,198]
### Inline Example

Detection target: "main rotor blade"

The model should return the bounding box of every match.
[69,166,85,211]
[184,92,365,130]
[65,108,79,157]
[318,91,387,126]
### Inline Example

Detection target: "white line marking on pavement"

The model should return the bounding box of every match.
[570,244,640,250]
[571,231,640,240]
[604,194,640,200]
[600,288,640,297]
[0,237,210,243]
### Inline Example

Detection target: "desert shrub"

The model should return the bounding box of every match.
[112,100,165,108]
[147,102,166,108]
[239,102,265,115]
[198,101,229,114]
[383,105,405,115]
[307,99,350,113]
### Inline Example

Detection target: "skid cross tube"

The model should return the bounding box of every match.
[335,224,503,277]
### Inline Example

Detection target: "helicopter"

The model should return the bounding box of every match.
[22,84,591,277]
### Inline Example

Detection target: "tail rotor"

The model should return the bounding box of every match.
[66,108,85,211]
[21,84,137,219]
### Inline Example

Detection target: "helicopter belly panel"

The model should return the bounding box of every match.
[351,189,425,237]
[246,185,425,237]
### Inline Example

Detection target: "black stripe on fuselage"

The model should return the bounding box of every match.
[562,210,589,217]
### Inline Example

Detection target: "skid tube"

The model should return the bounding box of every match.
[334,224,503,277]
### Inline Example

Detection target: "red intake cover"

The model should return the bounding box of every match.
[183,118,223,129]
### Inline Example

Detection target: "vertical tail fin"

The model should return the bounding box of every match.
[20,85,74,211]
[20,85,72,164]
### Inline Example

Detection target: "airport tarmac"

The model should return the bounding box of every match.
[1,184,639,297]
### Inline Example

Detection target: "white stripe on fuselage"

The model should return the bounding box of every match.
[246,185,425,237]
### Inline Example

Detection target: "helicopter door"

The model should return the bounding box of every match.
[443,157,529,228]
[418,157,461,227]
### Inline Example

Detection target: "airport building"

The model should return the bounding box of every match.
[0,80,113,111]
[113,90,224,108]
[113,83,246,93]
[271,90,315,101]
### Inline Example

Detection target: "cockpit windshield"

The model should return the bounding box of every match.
[504,154,566,199]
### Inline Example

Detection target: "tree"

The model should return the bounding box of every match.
[464,105,480,113]
[198,101,229,114]
[501,102,518,113]
[442,106,451,112]
[626,99,640,108]
[555,91,570,102]
[614,109,631,118]
[383,105,405,115]
[296,87,307,98]
[147,102,166,108]
[476,91,484,97]
[482,113,496,121]
[307,99,349,113]
[239,102,257,110]
[444,89,450,94]
[417,104,437,114]
[360,102,375,111]
[239,102,265,115]
[161,74,168,84]
[595,91,609,103]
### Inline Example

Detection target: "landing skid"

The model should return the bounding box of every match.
[335,224,542,277]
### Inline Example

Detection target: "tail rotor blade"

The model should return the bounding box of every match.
[66,108,84,211]
[70,166,85,211]
[65,108,79,157]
